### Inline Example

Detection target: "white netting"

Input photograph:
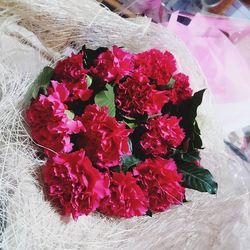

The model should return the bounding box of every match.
[0,1,249,249]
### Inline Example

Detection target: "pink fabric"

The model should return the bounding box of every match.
[165,13,250,104]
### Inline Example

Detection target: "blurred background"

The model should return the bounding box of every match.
[99,0,250,162]
[99,0,250,19]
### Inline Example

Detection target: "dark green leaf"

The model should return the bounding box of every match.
[121,154,141,172]
[86,75,93,87]
[188,89,206,120]
[135,113,148,123]
[190,89,205,119]
[82,45,108,68]
[171,148,186,155]
[123,116,136,121]
[122,116,138,129]
[161,102,178,116]
[166,77,175,89]
[31,66,54,99]
[172,147,200,163]
[64,110,75,120]
[110,150,141,174]
[128,138,133,152]
[179,163,218,194]
[180,152,200,163]
[148,113,162,119]
[145,210,152,217]
[178,89,205,123]
[110,166,122,172]
[192,120,203,149]
[177,89,205,151]
[193,120,201,134]
[94,84,116,117]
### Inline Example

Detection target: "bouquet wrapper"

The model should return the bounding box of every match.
[166,12,250,135]
[0,1,250,249]
[165,12,250,162]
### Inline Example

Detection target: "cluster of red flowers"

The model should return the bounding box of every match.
[26,46,195,219]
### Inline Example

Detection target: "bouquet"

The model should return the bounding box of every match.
[26,45,218,219]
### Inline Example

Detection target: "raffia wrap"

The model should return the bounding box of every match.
[0,1,249,249]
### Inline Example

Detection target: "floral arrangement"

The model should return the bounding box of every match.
[26,45,218,219]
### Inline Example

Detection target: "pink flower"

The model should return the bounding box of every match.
[48,80,70,102]
[116,71,168,117]
[77,104,133,167]
[26,82,83,155]
[91,46,133,83]
[134,49,176,85]
[140,115,185,156]
[99,172,148,218]
[134,158,185,212]
[43,150,110,220]
[166,73,192,105]
[54,52,92,101]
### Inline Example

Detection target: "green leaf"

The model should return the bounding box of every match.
[86,75,93,87]
[123,116,136,121]
[179,89,205,123]
[145,210,153,217]
[171,147,200,162]
[31,66,54,99]
[192,120,203,149]
[180,152,200,163]
[128,138,133,152]
[179,163,218,194]
[110,166,122,172]
[122,116,138,129]
[64,110,75,120]
[177,89,205,151]
[166,77,175,89]
[82,45,108,69]
[121,154,141,172]
[188,89,206,120]
[148,113,162,119]
[193,120,201,134]
[94,84,116,117]
[124,121,138,129]
[171,148,185,155]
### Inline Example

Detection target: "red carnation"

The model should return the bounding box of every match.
[43,150,110,220]
[134,158,185,212]
[26,82,83,155]
[166,73,192,105]
[91,45,133,83]
[134,49,176,85]
[116,71,168,117]
[99,172,148,218]
[78,104,132,167]
[61,77,92,102]
[140,115,185,156]
[54,52,87,82]
[54,52,92,101]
